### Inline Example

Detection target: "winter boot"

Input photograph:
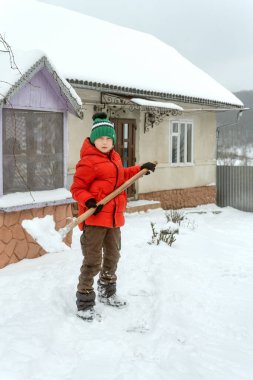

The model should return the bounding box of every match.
[77,307,95,321]
[76,290,101,321]
[97,280,127,308]
[76,290,95,310]
[76,307,101,322]
[98,293,127,308]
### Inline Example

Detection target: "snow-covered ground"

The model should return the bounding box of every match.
[1,204,253,380]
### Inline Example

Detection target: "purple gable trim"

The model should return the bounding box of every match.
[4,68,69,112]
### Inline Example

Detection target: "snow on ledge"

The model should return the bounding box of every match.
[0,188,74,212]
[131,98,184,110]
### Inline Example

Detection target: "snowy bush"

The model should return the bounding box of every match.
[165,209,185,225]
[148,209,197,247]
[149,221,179,247]
[166,209,197,231]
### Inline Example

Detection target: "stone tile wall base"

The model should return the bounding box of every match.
[0,203,73,269]
[125,202,162,213]
[139,186,217,210]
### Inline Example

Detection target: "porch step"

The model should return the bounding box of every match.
[126,200,161,213]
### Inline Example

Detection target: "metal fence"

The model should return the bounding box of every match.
[216,166,253,211]
[216,109,253,212]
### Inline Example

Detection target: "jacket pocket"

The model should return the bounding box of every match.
[117,193,127,213]
[93,188,103,202]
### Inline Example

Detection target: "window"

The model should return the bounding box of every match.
[170,121,193,164]
[123,123,129,167]
[3,109,64,194]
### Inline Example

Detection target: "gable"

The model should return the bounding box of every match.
[0,50,83,118]
[6,68,69,112]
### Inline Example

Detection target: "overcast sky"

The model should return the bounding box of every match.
[39,0,253,93]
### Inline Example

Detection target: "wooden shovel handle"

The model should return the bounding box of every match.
[63,161,157,234]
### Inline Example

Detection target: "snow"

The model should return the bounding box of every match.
[22,215,70,253]
[0,48,42,98]
[0,0,243,107]
[0,188,72,209]
[1,204,253,380]
[131,98,184,110]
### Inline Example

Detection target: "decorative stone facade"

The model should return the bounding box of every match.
[0,203,73,269]
[139,186,216,210]
[125,201,161,213]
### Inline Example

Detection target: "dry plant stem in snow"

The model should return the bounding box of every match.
[165,209,185,225]
[149,222,178,247]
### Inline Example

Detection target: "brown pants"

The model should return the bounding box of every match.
[77,225,121,293]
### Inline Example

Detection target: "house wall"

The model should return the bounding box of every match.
[137,110,216,193]
[67,88,217,207]
[67,89,100,177]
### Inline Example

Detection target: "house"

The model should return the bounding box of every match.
[0,49,83,268]
[0,0,244,267]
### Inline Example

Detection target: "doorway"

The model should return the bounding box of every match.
[111,118,137,198]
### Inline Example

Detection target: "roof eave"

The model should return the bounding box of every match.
[43,58,83,118]
[67,79,243,109]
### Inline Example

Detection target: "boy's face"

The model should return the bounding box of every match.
[94,136,113,153]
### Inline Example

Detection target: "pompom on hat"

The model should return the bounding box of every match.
[90,112,116,145]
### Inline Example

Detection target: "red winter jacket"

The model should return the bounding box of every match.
[70,138,141,230]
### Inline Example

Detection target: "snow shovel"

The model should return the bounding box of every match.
[58,162,158,239]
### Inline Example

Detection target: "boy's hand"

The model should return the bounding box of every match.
[140,162,156,175]
[85,198,103,215]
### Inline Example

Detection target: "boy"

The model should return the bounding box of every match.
[70,112,156,321]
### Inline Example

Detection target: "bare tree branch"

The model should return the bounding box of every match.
[0,33,23,75]
[1,34,35,201]
[0,79,15,86]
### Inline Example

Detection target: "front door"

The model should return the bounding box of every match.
[111,118,136,198]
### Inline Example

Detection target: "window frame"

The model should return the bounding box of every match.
[169,119,194,166]
[1,108,67,195]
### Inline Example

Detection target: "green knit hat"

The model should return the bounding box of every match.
[90,112,116,145]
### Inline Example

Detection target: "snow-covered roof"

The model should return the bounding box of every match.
[0,47,83,117]
[1,0,243,108]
